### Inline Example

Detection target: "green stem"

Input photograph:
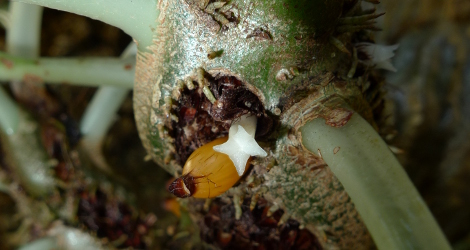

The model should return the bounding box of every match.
[0,87,19,135]
[80,87,129,138]
[0,2,55,198]
[6,2,42,57]
[0,52,135,88]
[79,43,134,174]
[300,113,451,249]
[0,88,56,197]
[80,43,135,138]
[16,0,158,50]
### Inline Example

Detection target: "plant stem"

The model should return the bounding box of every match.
[16,0,158,50]
[80,43,135,137]
[80,86,129,139]
[79,43,135,174]
[0,3,55,198]
[300,113,452,250]
[0,88,56,197]
[6,2,42,58]
[0,52,135,88]
[0,87,19,135]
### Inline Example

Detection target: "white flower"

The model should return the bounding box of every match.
[356,43,399,72]
[213,114,267,176]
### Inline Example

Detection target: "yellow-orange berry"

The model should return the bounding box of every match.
[168,137,248,198]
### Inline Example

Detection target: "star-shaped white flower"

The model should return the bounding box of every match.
[213,115,267,176]
[356,43,399,72]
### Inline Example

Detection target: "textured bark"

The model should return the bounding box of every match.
[133,0,385,248]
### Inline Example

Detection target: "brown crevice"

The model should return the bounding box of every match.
[169,72,272,165]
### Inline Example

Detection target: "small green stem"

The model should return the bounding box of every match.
[79,43,135,174]
[0,87,19,135]
[6,2,42,57]
[80,87,129,138]
[0,52,135,88]
[80,43,136,139]
[0,2,55,198]
[300,113,451,249]
[16,0,158,50]
[0,88,56,197]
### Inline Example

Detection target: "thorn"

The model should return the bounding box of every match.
[347,47,358,78]
[361,8,377,15]
[213,13,230,26]
[250,193,260,211]
[203,86,217,104]
[197,67,206,88]
[267,204,279,217]
[233,194,242,220]
[339,13,384,25]
[204,2,226,14]
[277,212,290,226]
[196,67,217,103]
[329,36,351,55]
[184,77,195,90]
[172,80,185,99]
[336,24,382,33]
[197,0,210,9]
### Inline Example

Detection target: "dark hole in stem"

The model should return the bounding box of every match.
[170,73,272,165]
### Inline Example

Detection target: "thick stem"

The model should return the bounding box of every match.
[16,0,158,50]
[0,52,135,88]
[300,113,451,250]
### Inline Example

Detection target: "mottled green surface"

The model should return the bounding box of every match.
[132,0,385,248]
[134,0,350,172]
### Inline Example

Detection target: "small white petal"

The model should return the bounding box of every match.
[233,126,267,157]
[230,151,250,176]
[213,139,249,175]
[213,117,267,176]
[375,60,397,72]
[356,43,399,72]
